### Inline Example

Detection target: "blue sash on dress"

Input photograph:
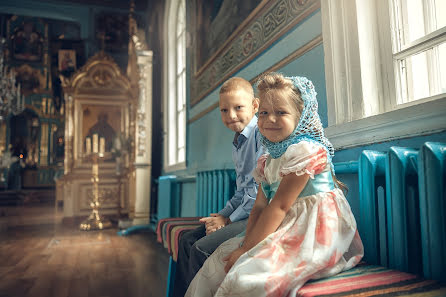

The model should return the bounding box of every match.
[261,170,335,201]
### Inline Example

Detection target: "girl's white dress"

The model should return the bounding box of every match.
[185,141,364,297]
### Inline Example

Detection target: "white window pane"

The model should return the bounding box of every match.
[177,1,185,37]
[434,0,446,31]
[178,147,185,163]
[177,39,185,75]
[178,110,185,145]
[177,74,185,111]
[177,108,185,163]
[165,0,186,167]
[180,72,186,107]
[168,120,177,165]
[396,0,425,47]
[398,39,446,104]
[438,42,446,94]
[399,50,429,102]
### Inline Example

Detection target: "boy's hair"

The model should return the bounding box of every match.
[256,72,304,115]
[220,77,254,98]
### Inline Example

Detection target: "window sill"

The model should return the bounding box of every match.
[325,96,446,150]
[163,162,187,173]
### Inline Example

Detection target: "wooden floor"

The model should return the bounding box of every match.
[0,198,169,297]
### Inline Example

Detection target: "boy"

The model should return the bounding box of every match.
[173,77,264,297]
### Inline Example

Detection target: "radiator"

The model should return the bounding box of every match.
[358,142,446,281]
[418,142,446,281]
[359,150,387,266]
[196,169,236,217]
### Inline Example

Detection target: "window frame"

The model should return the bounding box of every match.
[163,0,187,171]
[321,0,446,150]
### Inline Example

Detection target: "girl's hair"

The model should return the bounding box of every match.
[332,169,349,195]
[256,73,304,115]
[257,73,348,194]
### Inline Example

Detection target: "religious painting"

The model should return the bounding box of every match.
[194,0,263,71]
[58,49,76,75]
[81,105,121,153]
[94,12,146,53]
[9,19,44,62]
[95,13,129,52]
[13,64,46,96]
[49,20,81,40]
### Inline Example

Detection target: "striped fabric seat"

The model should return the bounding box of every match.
[297,263,446,297]
[156,217,203,260]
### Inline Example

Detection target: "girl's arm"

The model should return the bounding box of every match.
[244,187,268,238]
[224,173,309,272]
[242,173,309,250]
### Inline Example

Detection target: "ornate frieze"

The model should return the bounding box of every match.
[191,0,319,105]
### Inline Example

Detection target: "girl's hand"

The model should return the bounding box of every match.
[200,214,230,235]
[223,247,246,273]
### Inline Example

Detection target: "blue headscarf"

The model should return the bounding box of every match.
[259,76,334,166]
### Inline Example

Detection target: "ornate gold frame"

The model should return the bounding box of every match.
[62,51,136,171]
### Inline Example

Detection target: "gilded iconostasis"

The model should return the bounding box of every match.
[0,11,144,190]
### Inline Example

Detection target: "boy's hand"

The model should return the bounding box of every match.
[199,214,230,235]
[223,247,246,273]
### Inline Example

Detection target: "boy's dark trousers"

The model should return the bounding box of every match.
[172,219,248,297]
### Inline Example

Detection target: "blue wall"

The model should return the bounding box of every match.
[169,10,327,215]
[167,7,446,219]
[187,10,325,174]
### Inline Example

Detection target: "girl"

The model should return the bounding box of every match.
[186,73,363,297]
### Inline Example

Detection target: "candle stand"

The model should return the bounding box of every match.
[80,152,112,231]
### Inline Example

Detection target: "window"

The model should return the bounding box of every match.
[391,0,446,104]
[321,0,446,149]
[164,0,186,170]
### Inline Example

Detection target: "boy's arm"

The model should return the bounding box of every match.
[219,126,265,223]
[206,124,264,233]
[217,188,246,220]
[202,185,255,234]
[205,184,266,235]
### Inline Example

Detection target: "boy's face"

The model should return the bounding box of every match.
[219,89,259,133]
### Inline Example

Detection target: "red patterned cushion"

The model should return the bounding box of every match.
[156,217,203,258]
[297,263,446,296]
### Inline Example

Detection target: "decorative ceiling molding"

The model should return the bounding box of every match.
[191,0,320,106]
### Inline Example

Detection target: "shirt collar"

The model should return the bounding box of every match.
[239,115,257,139]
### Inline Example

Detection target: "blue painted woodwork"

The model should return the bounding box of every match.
[158,175,180,220]
[418,142,446,281]
[333,161,358,174]
[386,147,421,274]
[359,151,387,266]
[117,224,151,236]
[166,257,176,297]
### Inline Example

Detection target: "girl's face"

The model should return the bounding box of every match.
[258,95,300,143]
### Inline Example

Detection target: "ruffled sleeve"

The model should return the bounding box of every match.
[279,141,328,179]
[252,154,269,184]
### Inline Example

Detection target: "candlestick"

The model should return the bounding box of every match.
[79,154,112,231]
[93,134,98,153]
[86,137,91,154]
[99,137,105,154]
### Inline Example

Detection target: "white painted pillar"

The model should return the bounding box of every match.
[132,50,153,225]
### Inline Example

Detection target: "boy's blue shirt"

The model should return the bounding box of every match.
[218,116,265,222]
